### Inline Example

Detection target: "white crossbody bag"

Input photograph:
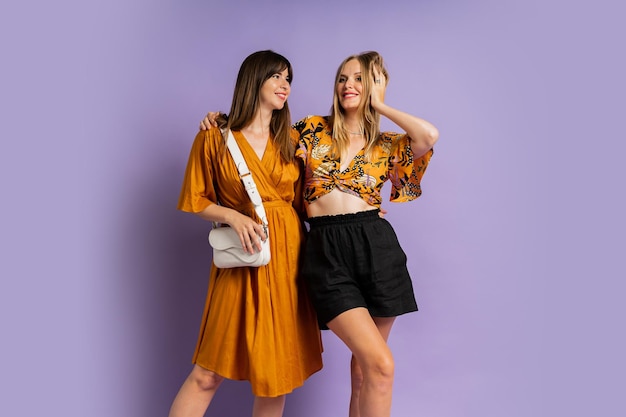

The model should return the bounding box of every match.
[208,129,271,268]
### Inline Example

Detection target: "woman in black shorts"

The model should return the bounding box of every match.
[293,51,438,417]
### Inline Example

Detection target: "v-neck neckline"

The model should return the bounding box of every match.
[236,130,269,163]
[339,147,365,173]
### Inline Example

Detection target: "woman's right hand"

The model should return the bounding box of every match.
[199,111,222,130]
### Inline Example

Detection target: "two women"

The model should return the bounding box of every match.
[194,50,439,417]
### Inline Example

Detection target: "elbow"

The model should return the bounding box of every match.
[408,124,439,157]
[426,126,439,149]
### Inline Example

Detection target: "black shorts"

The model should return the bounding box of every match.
[302,209,418,329]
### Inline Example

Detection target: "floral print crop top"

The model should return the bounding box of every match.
[294,115,433,208]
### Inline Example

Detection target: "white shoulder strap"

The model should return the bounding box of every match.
[223,129,268,227]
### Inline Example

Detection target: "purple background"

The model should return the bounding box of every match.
[1,1,624,416]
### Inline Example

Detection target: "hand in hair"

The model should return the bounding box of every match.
[370,65,387,111]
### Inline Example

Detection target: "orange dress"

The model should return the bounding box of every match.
[177,128,323,397]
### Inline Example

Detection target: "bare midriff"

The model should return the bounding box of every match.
[306,188,378,217]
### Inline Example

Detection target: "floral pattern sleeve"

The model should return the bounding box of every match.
[383,132,434,203]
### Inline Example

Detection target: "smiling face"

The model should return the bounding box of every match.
[259,68,291,112]
[335,59,363,113]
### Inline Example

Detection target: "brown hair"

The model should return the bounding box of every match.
[328,51,389,159]
[220,50,295,162]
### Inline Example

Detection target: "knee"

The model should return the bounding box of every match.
[375,352,394,381]
[188,366,224,392]
[365,350,395,387]
[351,356,364,390]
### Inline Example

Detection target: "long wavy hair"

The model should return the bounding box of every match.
[218,50,294,162]
[328,51,389,160]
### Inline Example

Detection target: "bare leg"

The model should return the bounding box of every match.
[349,355,363,417]
[168,365,224,417]
[348,316,395,417]
[252,395,286,417]
[328,308,395,417]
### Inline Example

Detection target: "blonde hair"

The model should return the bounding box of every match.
[328,51,390,160]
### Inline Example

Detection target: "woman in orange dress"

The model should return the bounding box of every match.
[169,50,322,417]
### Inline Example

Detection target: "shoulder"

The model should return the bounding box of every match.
[293,115,330,132]
[379,131,406,143]
[203,126,226,142]
[378,131,408,149]
[189,127,225,153]
[296,114,328,124]
[376,131,411,157]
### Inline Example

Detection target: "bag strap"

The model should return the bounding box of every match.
[222,129,268,229]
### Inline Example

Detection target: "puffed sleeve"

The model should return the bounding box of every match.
[385,133,434,202]
[293,116,309,165]
[289,127,306,217]
[177,129,219,213]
